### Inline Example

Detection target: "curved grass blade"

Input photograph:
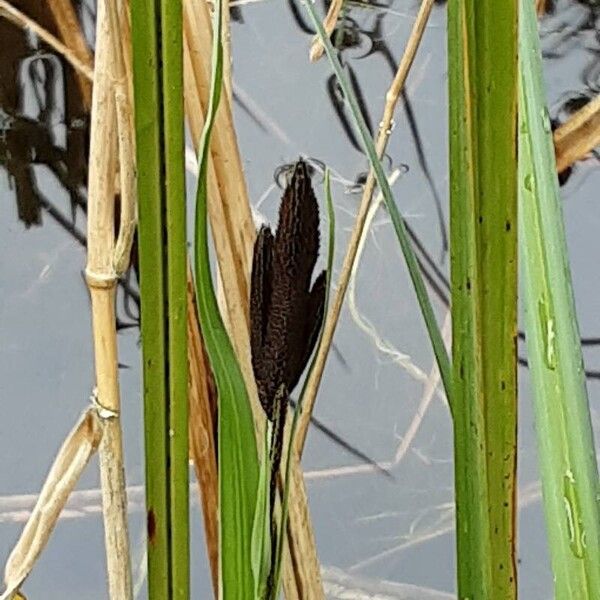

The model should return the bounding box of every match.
[270,169,336,599]
[519,0,600,595]
[303,1,452,405]
[192,0,259,596]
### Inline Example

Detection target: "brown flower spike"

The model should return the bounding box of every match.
[249,159,326,524]
[250,158,326,422]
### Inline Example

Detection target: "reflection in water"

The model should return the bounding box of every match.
[0,0,394,474]
[1,1,600,594]
[0,9,88,228]
[0,2,140,329]
[542,1,600,187]
[288,0,449,256]
[282,0,600,378]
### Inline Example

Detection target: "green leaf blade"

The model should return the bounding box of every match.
[519,0,600,596]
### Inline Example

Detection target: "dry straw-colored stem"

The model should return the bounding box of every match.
[108,1,137,276]
[85,0,133,597]
[184,0,255,365]
[0,3,133,599]
[536,0,547,16]
[47,0,93,105]
[309,0,344,62]
[222,0,233,106]
[554,93,600,173]
[0,0,94,82]
[296,0,436,455]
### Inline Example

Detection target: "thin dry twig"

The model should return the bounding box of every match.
[296,0,436,456]
[554,93,600,173]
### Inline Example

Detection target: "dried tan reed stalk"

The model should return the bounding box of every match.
[309,0,344,63]
[536,0,547,15]
[108,1,137,275]
[183,0,256,378]
[296,0,436,455]
[1,410,102,600]
[85,0,133,597]
[554,93,600,173]
[222,0,234,105]
[0,3,134,599]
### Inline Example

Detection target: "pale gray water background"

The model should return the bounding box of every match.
[1,0,599,598]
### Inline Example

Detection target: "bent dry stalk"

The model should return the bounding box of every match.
[249,158,327,595]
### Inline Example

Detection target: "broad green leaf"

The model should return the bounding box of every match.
[519,0,600,596]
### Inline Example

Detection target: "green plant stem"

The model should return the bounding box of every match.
[131,0,188,598]
[269,169,336,600]
[448,1,518,597]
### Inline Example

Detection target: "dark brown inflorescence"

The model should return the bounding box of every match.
[250,158,326,424]
[249,159,326,555]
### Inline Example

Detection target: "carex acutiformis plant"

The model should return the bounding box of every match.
[249,158,326,587]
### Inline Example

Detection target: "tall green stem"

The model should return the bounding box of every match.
[448,1,518,597]
[131,0,189,598]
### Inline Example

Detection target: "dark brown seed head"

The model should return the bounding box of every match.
[249,159,326,421]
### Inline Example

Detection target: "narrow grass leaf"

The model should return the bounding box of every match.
[303,1,452,403]
[193,0,259,596]
[251,426,272,598]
